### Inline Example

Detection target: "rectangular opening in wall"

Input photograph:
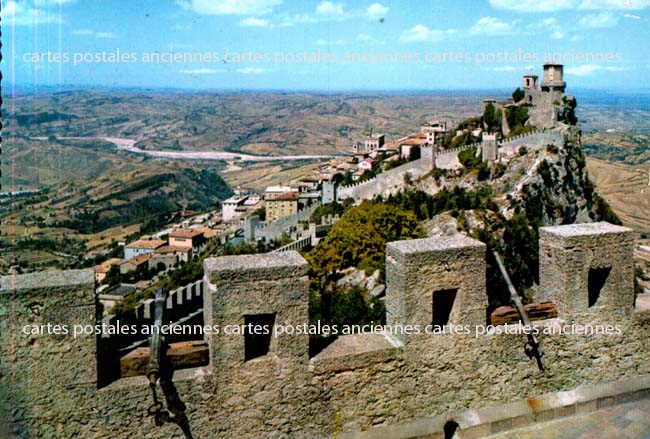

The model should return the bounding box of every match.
[244,313,275,361]
[432,288,458,327]
[588,267,611,307]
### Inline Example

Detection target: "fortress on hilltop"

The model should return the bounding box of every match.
[2,64,650,439]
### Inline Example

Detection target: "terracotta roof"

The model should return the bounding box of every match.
[94,258,122,273]
[170,229,204,239]
[126,238,165,249]
[122,254,151,267]
[155,245,191,254]
[268,192,299,201]
[399,138,425,146]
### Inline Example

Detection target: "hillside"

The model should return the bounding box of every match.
[0,137,232,272]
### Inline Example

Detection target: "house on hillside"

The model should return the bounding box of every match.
[169,229,207,255]
[119,254,151,275]
[358,157,375,172]
[152,245,191,267]
[124,238,165,261]
[265,191,299,221]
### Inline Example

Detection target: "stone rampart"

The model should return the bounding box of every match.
[1,223,649,438]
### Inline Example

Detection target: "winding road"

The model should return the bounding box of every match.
[32,136,340,163]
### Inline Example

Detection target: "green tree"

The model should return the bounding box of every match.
[512,88,525,103]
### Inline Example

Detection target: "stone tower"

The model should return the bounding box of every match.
[523,74,538,90]
[481,133,497,162]
[541,62,566,103]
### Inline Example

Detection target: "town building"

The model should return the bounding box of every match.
[119,253,151,275]
[169,229,207,253]
[93,258,122,283]
[153,245,191,265]
[221,193,249,222]
[123,238,165,261]
[221,188,262,222]
[398,136,426,160]
[420,120,447,144]
[353,133,385,154]
[97,283,137,314]
[358,157,375,172]
[265,191,299,221]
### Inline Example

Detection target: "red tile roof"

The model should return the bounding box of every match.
[170,229,204,239]
[126,238,165,249]
[155,245,191,254]
[122,254,151,267]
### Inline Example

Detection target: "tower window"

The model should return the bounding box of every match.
[432,289,458,327]
[244,313,275,361]
[588,267,611,307]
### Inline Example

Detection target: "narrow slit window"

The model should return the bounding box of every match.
[244,313,275,361]
[432,289,458,327]
[588,267,611,307]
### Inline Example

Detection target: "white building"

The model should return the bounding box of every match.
[421,120,447,145]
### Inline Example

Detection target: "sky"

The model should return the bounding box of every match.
[2,0,650,91]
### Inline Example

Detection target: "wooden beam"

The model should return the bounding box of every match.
[119,340,209,378]
[490,301,558,326]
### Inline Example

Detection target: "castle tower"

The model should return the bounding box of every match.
[203,251,310,369]
[522,74,538,90]
[481,133,497,162]
[539,222,634,317]
[385,236,486,344]
[541,63,566,93]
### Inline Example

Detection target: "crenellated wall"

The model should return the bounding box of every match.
[1,222,649,438]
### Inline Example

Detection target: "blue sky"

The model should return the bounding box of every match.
[3,0,650,91]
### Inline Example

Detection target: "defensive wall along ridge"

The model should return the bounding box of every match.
[1,222,649,438]
[337,129,566,204]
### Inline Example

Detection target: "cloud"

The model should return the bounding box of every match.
[400,24,457,42]
[489,0,577,12]
[96,32,116,39]
[579,0,650,9]
[623,13,642,18]
[72,29,116,38]
[316,1,345,17]
[578,11,618,27]
[180,68,225,74]
[236,67,267,74]
[367,3,389,19]
[490,0,650,11]
[356,33,385,45]
[469,16,515,35]
[276,2,385,26]
[177,0,282,15]
[528,18,565,39]
[241,17,270,27]
[565,64,627,75]
[2,1,63,25]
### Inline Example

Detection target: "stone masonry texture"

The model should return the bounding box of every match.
[0,226,648,438]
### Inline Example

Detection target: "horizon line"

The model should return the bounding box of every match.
[5,83,650,95]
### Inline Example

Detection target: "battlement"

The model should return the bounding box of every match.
[1,223,648,438]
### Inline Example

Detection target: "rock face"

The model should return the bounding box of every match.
[508,127,599,226]
[336,267,385,298]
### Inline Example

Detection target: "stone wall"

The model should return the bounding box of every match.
[1,223,649,438]
[539,222,635,315]
[252,202,320,242]
[498,130,564,150]
[337,146,436,203]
